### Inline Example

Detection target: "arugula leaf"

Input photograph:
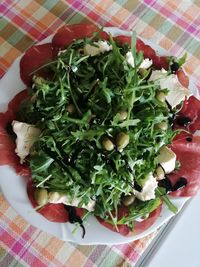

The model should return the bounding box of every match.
[156,187,178,213]
[178,53,187,67]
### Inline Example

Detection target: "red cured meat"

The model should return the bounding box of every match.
[98,31,110,41]
[3,90,28,126]
[52,24,99,49]
[113,35,169,70]
[52,24,109,57]
[0,90,30,176]
[27,180,84,222]
[176,69,189,88]
[174,96,200,133]
[168,132,200,197]
[153,56,169,70]
[0,127,30,176]
[97,204,162,236]
[114,35,131,45]
[20,43,53,86]
[52,23,109,58]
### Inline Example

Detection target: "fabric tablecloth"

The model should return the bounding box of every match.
[0,1,200,266]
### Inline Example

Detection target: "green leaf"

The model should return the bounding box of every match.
[112,119,140,128]
[131,31,137,60]
[156,188,178,213]
[178,53,187,67]
[30,152,54,173]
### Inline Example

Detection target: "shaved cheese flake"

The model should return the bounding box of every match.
[133,173,158,201]
[12,120,41,163]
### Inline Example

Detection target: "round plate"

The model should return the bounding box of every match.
[0,27,197,245]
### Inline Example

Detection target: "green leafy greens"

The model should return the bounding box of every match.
[18,31,179,231]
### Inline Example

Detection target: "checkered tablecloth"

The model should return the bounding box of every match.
[0,1,200,266]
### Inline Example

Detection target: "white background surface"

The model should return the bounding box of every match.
[148,191,200,267]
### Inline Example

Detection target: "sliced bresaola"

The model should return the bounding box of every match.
[27,180,84,223]
[2,89,28,126]
[52,23,109,51]
[113,35,169,70]
[20,43,53,86]
[174,96,200,133]
[176,69,189,88]
[96,204,162,236]
[0,89,30,176]
[168,132,200,197]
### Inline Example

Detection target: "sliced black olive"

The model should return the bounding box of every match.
[171,62,180,73]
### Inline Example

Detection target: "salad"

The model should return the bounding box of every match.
[1,24,200,238]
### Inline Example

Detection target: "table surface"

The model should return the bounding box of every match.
[146,191,200,267]
[1,1,200,266]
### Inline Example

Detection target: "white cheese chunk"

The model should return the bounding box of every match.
[126,51,152,69]
[12,120,41,164]
[149,68,168,81]
[160,75,192,108]
[139,58,153,69]
[158,146,176,174]
[126,51,135,67]
[84,41,112,56]
[149,70,192,108]
[133,173,158,201]
[97,40,112,53]
[48,192,95,212]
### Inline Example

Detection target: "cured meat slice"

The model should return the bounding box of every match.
[97,204,162,236]
[113,35,169,70]
[52,24,100,49]
[0,90,30,176]
[113,35,131,45]
[153,56,169,70]
[168,132,200,196]
[0,126,30,176]
[5,90,28,125]
[20,43,53,86]
[27,180,69,222]
[176,69,189,88]
[27,180,84,222]
[174,96,200,133]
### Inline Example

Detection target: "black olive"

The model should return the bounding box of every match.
[171,62,180,73]
[186,137,192,142]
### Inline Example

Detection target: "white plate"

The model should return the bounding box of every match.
[0,27,198,245]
